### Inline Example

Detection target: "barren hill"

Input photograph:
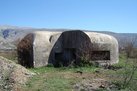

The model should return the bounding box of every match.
[0,25,137,50]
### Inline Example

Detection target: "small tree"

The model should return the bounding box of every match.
[75,40,93,66]
[76,41,109,67]
[123,36,137,58]
[120,36,137,89]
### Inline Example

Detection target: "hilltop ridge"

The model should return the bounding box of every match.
[0,25,137,50]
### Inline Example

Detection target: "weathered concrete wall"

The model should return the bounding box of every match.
[49,31,93,66]
[33,31,61,67]
[18,30,119,68]
[86,32,119,65]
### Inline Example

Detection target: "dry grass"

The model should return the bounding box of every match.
[0,51,17,62]
[20,67,110,91]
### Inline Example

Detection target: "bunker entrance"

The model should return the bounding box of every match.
[55,48,76,67]
[92,51,110,60]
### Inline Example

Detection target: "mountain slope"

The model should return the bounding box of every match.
[0,25,137,50]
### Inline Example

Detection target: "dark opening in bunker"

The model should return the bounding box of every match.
[55,48,76,67]
[92,51,110,60]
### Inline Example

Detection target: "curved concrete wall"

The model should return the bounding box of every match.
[86,32,119,65]
[18,30,119,68]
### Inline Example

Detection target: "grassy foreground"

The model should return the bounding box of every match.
[21,66,101,91]
[15,54,137,91]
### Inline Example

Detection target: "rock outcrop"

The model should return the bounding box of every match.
[0,56,35,91]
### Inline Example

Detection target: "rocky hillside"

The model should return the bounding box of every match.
[0,56,35,91]
[0,25,137,50]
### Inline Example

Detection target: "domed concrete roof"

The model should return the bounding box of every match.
[18,30,119,68]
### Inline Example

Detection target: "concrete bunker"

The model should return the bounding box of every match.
[49,31,93,67]
[17,30,119,68]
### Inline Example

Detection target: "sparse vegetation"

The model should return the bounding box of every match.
[112,36,137,91]
[22,66,103,91]
[0,52,137,91]
[1,36,137,91]
[17,53,137,91]
[0,50,17,62]
[0,56,34,91]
